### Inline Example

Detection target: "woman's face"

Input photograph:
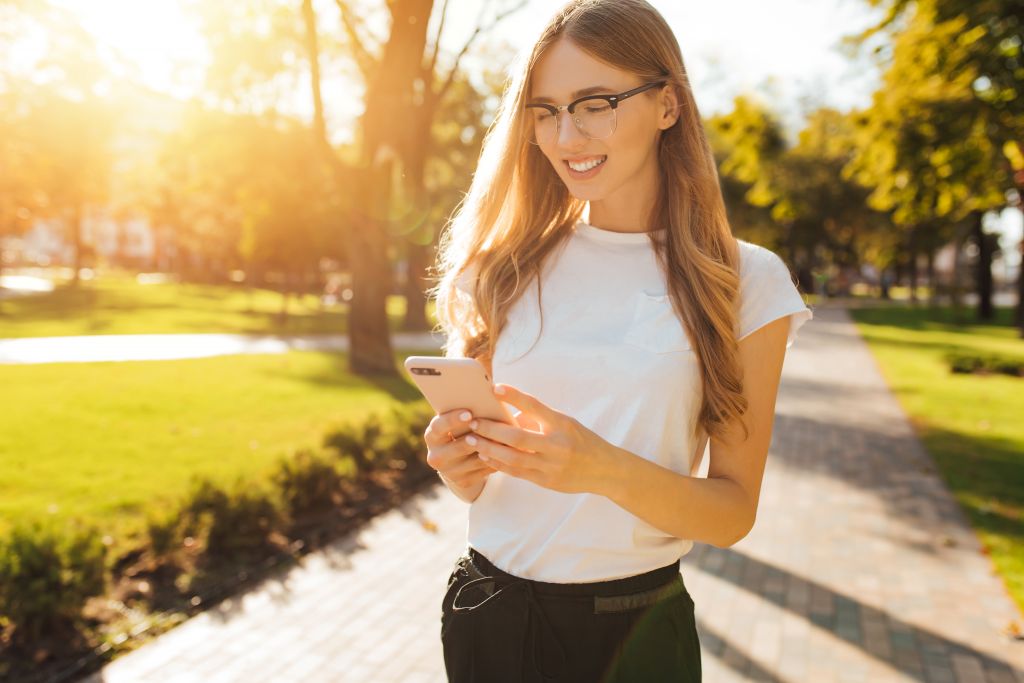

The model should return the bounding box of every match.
[526,37,676,202]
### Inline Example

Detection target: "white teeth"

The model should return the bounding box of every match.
[567,157,606,172]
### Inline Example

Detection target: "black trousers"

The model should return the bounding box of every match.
[440,547,702,682]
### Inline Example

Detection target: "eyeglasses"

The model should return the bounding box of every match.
[524,81,666,146]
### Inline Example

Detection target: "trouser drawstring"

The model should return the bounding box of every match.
[451,575,569,681]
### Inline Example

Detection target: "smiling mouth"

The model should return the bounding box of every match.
[565,156,607,172]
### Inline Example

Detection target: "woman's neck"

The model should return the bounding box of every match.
[584,157,659,233]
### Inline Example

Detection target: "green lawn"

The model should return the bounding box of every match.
[848,303,1024,613]
[0,349,437,556]
[3,273,1020,613]
[0,271,433,338]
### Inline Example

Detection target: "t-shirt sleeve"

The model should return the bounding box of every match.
[444,260,481,360]
[454,259,479,297]
[738,247,813,349]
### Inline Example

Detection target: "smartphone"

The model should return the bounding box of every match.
[403,356,517,424]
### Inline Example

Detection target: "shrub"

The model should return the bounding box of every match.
[271,448,345,520]
[178,476,286,564]
[0,519,106,648]
[323,412,385,471]
[145,506,180,558]
[323,403,433,474]
[375,405,429,466]
[947,350,1024,377]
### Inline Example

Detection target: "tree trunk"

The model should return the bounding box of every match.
[926,247,936,307]
[70,204,83,287]
[348,159,396,373]
[1016,235,1024,336]
[0,239,6,316]
[302,0,432,376]
[972,210,994,322]
[950,222,969,322]
[399,102,434,333]
[280,270,290,322]
[908,240,919,305]
[402,240,431,331]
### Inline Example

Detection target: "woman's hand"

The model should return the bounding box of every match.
[424,408,497,492]
[466,383,619,495]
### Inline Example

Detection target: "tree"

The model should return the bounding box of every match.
[301,0,525,373]
[773,108,895,298]
[851,0,1022,326]
[0,86,38,292]
[24,90,116,285]
[302,0,434,374]
[845,3,1009,314]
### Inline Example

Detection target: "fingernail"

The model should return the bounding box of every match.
[470,420,478,430]
[466,435,477,446]
[460,411,472,421]
[494,385,505,395]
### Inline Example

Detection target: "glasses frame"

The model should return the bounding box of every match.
[524,80,667,144]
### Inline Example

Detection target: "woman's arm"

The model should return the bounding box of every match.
[596,315,791,548]
[465,316,791,541]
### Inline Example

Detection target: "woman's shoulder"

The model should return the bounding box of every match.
[737,237,790,286]
[733,238,813,346]
[735,238,785,278]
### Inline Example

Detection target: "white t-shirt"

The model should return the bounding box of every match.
[451,220,814,582]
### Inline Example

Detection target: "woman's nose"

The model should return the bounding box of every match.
[556,110,587,146]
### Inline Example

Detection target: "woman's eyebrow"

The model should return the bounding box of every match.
[529,85,613,104]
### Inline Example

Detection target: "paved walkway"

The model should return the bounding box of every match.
[77,303,1024,682]
[0,332,444,364]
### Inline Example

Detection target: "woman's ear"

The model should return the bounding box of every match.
[658,85,681,130]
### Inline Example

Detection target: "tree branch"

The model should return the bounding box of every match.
[435,0,527,102]
[425,0,451,83]
[301,0,347,184]
[334,0,379,81]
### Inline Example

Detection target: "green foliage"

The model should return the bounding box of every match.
[0,387,432,651]
[145,507,180,558]
[376,403,434,465]
[323,413,386,471]
[706,95,787,208]
[321,403,432,472]
[141,401,432,563]
[149,105,341,284]
[271,448,347,520]
[845,0,1014,227]
[176,476,287,564]
[946,350,1024,377]
[859,0,1022,146]
[0,519,106,647]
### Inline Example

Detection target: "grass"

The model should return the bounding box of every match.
[0,348,438,559]
[848,303,1024,614]
[0,271,435,338]
[3,272,1021,613]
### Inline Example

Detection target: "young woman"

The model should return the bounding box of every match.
[425,1,813,680]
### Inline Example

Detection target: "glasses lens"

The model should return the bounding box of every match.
[525,101,617,145]
[576,100,616,139]
[528,109,556,145]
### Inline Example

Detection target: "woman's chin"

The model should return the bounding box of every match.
[563,180,606,200]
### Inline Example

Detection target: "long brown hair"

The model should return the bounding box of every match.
[430,0,749,445]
